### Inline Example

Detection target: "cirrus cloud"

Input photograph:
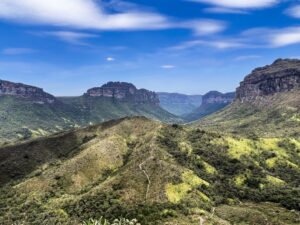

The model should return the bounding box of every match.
[189,0,280,9]
[0,0,226,36]
[0,0,170,30]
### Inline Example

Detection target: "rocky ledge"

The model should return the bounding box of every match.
[85,82,160,105]
[0,80,57,104]
[236,59,300,102]
[202,91,235,105]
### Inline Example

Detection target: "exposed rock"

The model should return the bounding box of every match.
[236,59,300,102]
[85,82,160,105]
[0,80,57,104]
[202,91,235,105]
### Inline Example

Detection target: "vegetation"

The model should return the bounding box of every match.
[83,217,140,225]
[0,95,180,145]
[0,117,299,224]
[197,91,300,138]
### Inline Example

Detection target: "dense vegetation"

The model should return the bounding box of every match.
[0,117,299,224]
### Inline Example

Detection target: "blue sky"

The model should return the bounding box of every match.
[1,0,300,95]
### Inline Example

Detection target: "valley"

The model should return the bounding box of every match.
[0,59,299,224]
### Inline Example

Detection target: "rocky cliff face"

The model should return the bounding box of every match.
[202,91,235,105]
[85,82,160,105]
[0,80,57,104]
[236,59,300,102]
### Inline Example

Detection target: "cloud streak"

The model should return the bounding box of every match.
[2,48,36,55]
[172,25,300,51]
[38,31,99,45]
[0,0,226,36]
[161,65,175,69]
[189,0,280,9]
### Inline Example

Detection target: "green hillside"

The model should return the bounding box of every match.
[198,90,300,138]
[183,102,229,123]
[0,95,179,145]
[59,96,180,124]
[0,117,299,225]
[0,95,83,145]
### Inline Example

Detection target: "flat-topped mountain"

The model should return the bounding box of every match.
[198,59,300,137]
[85,82,159,105]
[0,80,179,144]
[183,91,235,122]
[202,91,235,104]
[236,59,300,102]
[0,79,57,104]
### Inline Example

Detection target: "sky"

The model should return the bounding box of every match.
[1,0,300,96]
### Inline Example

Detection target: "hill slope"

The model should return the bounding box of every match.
[198,59,300,137]
[0,117,299,224]
[183,91,234,122]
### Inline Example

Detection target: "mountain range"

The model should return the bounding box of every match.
[0,59,299,225]
[0,79,235,145]
[0,81,180,145]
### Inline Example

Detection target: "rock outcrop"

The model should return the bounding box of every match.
[0,80,57,104]
[202,91,235,105]
[85,82,160,105]
[236,59,300,102]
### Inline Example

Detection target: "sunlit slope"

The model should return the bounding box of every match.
[0,117,299,224]
[197,90,300,137]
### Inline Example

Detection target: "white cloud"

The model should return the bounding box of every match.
[286,5,300,18]
[106,57,115,62]
[161,65,175,69]
[242,27,300,47]
[189,0,280,9]
[0,0,170,30]
[270,28,300,47]
[0,0,226,36]
[181,20,226,36]
[172,39,245,50]
[2,48,35,55]
[37,31,98,45]
[203,7,248,14]
[234,55,261,61]
[172,25,300,51]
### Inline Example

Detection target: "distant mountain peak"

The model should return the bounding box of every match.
[203,91,235,105]
[85,81,160,105]
[237,58,300,102]
[0,79,57,104]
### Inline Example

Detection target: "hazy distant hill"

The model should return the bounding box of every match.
[183,91,235,122]
[157,92,202,116]
[0,81,179,144]
[198,59,300,137]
